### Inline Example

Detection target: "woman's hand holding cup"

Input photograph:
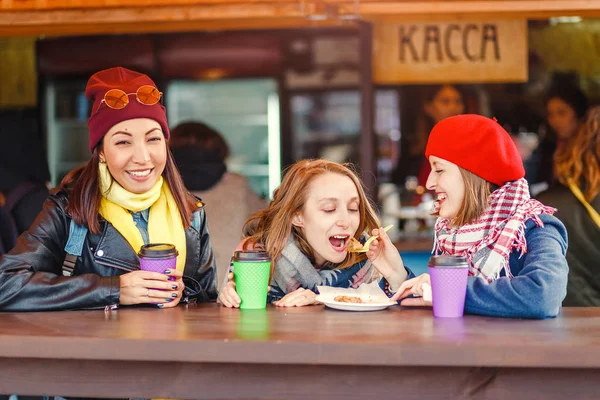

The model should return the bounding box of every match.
[219,272,241,308]
[119,268,184,307]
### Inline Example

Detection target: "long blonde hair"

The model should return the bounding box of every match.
[447,168,495,228]
[555,105,600,202]
[243,159,380,273]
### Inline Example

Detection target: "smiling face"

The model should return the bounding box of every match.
[99,118,167,194]
[426,155,465,219]
[291,172,361,268]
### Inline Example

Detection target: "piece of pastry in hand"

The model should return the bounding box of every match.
[346,237,365,252]
[334,295,364,303]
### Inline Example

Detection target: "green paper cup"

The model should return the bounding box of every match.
[232,250,272,310]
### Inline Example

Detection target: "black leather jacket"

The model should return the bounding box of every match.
[0,189,218,311]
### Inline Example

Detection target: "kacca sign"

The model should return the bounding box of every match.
[373,20,528,83]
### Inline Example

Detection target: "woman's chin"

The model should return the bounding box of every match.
[125,184,154,194]
[437,204,458,219]
[326,250,347,264]
[314,246,347,267]
[122,175,160,193]
[439,211,457,219]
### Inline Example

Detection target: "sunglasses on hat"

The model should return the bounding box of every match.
[95,85,162,113]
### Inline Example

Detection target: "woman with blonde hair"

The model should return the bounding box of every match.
[219,159,412,307]
[538,106,600,306]
[393,115,568,319]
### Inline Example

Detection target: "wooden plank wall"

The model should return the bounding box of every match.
[0,1,339,36]
[0,1,599,37]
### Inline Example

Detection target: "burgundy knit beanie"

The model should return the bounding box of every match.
[425,114,525,186]
[85,67,170,152]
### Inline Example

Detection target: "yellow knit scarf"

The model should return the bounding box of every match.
[98,162,186,271]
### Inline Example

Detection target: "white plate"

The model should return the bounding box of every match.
[321,300,395,312]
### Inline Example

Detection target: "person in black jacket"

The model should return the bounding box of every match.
[537,106,600,307]
[0,67,217,311]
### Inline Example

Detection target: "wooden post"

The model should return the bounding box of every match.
[359,20,377,200]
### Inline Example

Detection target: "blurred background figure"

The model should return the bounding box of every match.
[0,136,50,256]
[536,74,589,187]
[392,84,466,201]
[511,130,541,190]
[170,121,267,288]
[0,176,48,235]
[537,105,600,307]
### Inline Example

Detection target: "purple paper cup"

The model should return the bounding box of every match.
[138,243,178,282]
[428,255,469,318]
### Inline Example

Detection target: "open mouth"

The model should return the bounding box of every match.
[329,235,349,252]
[432,193,447,214]
[127,168,153,178]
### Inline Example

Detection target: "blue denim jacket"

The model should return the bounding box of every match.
[463,213,568,319]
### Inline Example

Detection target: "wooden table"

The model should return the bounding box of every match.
[0,304,599,399]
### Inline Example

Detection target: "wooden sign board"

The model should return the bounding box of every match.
[373,20,528,84]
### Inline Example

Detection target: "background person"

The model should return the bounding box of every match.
[170,121,266,289]
[537,106,600,306]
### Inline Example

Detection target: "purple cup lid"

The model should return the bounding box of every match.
[138,243,178,259]
[232,250,271,262]
[428,255,468,268]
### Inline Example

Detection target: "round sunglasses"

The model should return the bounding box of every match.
[95,85,162,113]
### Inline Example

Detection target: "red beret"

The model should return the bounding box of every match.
[85,67,170,152]
[425,114,525,186]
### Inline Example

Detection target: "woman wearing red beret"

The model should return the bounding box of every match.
[0,67,217,310]
[379,114,569,319]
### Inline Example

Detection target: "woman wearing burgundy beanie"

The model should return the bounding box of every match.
[0,67,217,310]
[386,114,569,319]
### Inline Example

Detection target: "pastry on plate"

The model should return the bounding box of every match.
[334,295,364,303]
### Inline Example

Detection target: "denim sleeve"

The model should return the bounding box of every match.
[267,285,285,303]
[464,216,568,319]
[379,264,416,297]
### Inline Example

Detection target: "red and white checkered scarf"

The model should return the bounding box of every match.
[433,178,556,283]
